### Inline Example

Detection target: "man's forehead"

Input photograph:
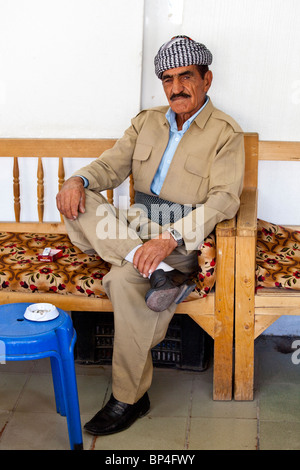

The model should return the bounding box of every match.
[161,65,198,79]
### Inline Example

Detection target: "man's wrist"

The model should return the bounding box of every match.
[73,175,89,188]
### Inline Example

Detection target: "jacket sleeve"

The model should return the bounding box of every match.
[172,127,245,251]
[71,117,142,191]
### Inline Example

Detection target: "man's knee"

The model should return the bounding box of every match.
[103,262,150,297]
[63,215,93,253]
[103,262,146,286]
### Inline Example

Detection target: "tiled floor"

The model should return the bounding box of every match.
[0,335,300,450]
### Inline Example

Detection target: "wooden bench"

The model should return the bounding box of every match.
[235,135,300,400]
[0,137,242,400]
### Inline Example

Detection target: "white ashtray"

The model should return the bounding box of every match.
[24,303,59,322]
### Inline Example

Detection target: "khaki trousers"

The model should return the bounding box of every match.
[65,189,198,404]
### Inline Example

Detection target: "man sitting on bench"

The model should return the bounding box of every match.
[56,35,244,436]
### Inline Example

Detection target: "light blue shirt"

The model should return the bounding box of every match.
[150,97,209,195]
[77,97,209,192]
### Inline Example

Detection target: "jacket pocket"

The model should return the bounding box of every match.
[132,143,152,162]
[181,154,210,203]
[184,154,210,178]
[132,143,153,180]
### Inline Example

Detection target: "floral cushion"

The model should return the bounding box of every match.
[256,219,300,290]
[0,231,216,300]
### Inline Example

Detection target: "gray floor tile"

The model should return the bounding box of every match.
[92,415,188,450]
[259,382,300,422]
[76,374,111,415]
[0,373,29,411]
[192,377,257,419]
[15,374,57,413]
[259,421,300,450]
[0,411,70,450]
[150,369,193,417]
[188,417,258,450]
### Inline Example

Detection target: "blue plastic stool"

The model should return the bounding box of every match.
[0,303,83,450]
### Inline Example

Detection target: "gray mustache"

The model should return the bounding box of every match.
[170,92,191,101]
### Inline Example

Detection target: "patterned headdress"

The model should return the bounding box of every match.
[154,35,213,79]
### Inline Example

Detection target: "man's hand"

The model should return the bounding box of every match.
[133,231,178,278]
[56,176,86,220]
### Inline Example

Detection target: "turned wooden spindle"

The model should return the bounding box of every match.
[58,157,65,191]
[37,157,44,222]
[58,157,65,222]
[129,174,135,206]
[13,156,21,222]
[107,189,113,205]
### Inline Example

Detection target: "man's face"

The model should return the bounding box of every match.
[161,65,213,122]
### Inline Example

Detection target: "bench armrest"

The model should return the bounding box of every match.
[215,216,236,238]
[236,187,258,237]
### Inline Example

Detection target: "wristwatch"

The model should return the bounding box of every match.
[167,228,184,246]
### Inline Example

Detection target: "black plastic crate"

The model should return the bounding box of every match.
[72,311,212,371]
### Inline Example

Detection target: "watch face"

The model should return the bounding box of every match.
[172,229,181,240]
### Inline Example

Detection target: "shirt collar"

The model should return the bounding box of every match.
[166,96,210,132]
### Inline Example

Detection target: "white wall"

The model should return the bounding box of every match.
[0,0,144,221]
[0,0,144,138]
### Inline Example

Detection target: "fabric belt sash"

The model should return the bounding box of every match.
[134,191,195,226]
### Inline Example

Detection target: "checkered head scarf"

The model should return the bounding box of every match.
[154,35,213,79]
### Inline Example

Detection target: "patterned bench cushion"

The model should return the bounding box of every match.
[256,219,300,290]
[0,231,216,300]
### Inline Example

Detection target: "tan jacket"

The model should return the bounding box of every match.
[75,99,245,250]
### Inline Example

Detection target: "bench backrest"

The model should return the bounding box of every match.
[1,134,299,234]
[242,133,300,233]
[0,139,117,233]
[243,133,300,188]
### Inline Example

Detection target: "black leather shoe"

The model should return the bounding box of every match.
[145,269,196,312]
[83,393,150,436]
